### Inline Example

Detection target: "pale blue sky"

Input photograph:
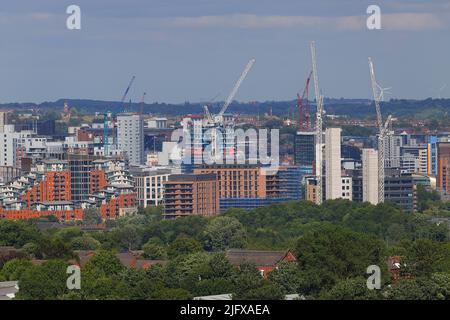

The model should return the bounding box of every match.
[0,0,449,103]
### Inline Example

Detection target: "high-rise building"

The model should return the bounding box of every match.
[428,136,438,176]
[117,114,144,166]
[193,164,304,211]
[0,126,17,167]
[67,153,96,202]
[325,128,342,200]
[400,145,428,174]
[362,148,379,205]
[384,133,402,168]
[384,168,417,212]
[163,173,220,219]
[0,112,8,133]
[294,132,315,167]
[131,167,171,208]
[341,176,353,201]
[437,142,450,196]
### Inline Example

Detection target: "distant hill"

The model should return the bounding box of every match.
[1,98,450,119]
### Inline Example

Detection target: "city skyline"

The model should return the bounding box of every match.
[1,0,450,104]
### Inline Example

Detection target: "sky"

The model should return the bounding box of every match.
[0,0,450,104]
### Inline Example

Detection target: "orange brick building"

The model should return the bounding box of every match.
[163,173,220,219]
[90,170,108,194]
[0,208,84,221]
[22,171,71,208]
[194,165,266,199]
[193,165,300,200]
[437,142,450,196]
[99,193,137,219]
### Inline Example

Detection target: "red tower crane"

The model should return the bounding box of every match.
[297,71,313,131]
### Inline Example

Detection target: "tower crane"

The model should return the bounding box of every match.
[140,92,147,115]
[121,76,136,110]
[109,76,136,152]
[201,59,255,162]
[297,71,313,131]
[203,58,256,126]
[311,41,324,205]
[368,57,392,204]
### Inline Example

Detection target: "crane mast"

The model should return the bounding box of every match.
[121,76,136,104]
[214,58,256,124]
[298,71,313,131]
[368,57,387,204]
[140,92,146,115]
[311,41,324,205]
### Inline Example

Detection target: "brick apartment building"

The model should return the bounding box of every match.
[0,157,137,222]
[163,173,220,219]
[437,142,450,196]
[193,164,303,211]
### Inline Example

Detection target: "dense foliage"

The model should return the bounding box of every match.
[2,199,450,300]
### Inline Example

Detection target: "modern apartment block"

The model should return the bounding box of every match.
[68,153,96,202]
[384,168,416,212]
[117,113,145,166]
[294,132,315,168]
[22,159,71,207]
[0,111,8,133]
[325,128,342,200]
[362,148,379,205]
[0,126,17,167]
[437,142,450,196]
[341,176,353,201]
[384,133,402,168]
[163,173,220,219]
[131,167,171,208]
[400,145,428,174]
[428,136,438,176]
[193,164,303,211]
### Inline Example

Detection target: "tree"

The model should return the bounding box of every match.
[16,260,68,300]
[36,236,74,260]
[55,227,83,242]
[73,250,128,300]
[204,216,247,251]
[294,224,387,295]
[402,239,447,277]
[166,252,211,291]
[83,250,124,278]
[80,275,128,300]
[167,236,203,258]
[22,242,40,259]
[119,268,158,300]
[232,262,283,300]
[111,224,141,251]
[70,235,101,251]
[142,241,167,260]
[319,277,383,300]
[417,185,442,212]
[0,220,42,248]
[82,208,102,225]
[268,261,303,295]
[0,259,33,281]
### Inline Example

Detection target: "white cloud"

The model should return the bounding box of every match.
[382,12,446,31]
[160,12,449,31]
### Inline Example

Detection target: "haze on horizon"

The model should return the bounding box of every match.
[0,0,449,104]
